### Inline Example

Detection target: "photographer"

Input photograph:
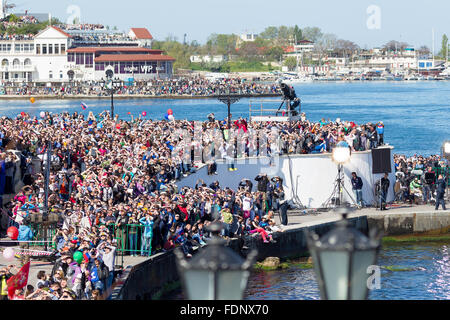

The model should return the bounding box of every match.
[421,167,435,204]
[274,186,288,226]
[378,173,390,211]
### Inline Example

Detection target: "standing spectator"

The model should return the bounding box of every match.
[274,187,288,226]
[139,214,154,256]
[90,258,109,295]
[421,167,435,205]
[98,242,116,292]
[435,175,447,211]
[351,172,364,208]
[379,173,390,211]
[376,122,385,146]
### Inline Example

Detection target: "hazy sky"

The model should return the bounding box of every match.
[14,0,450,50]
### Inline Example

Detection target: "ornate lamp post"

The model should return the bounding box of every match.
[100,70,123,118]
[306,208,382,300]
[175,222,257,300]
[218,87,240,130]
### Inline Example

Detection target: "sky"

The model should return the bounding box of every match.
[12,0,450,51]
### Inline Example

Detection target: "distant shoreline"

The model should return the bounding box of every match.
[0,93,282,101]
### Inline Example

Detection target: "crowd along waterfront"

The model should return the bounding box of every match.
[1,81,449,156]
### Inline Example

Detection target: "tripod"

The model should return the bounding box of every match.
[321,164,358,209]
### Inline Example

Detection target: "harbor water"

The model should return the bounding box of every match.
[2,81,449,156]
[166,242,450,300]
[244,242,450,300]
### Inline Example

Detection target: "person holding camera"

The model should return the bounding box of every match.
[421,167,435,205]
[274,186,288,226]
[379,173,390,211]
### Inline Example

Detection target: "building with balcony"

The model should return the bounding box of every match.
[0,25,174,83]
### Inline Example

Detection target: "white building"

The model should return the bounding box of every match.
[0,26,69,82]
[0,26,174,83]
[128,28,153,48]
[293,40,315,53]
[239,33,258,42]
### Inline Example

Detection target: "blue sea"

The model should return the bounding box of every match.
[2,81,449,156]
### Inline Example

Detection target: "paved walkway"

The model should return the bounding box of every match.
[273,203,450,231]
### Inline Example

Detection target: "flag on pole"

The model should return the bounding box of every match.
[81,102,88,110]
[7,261,30,299]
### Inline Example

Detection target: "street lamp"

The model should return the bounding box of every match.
[306,208,382,300]
[100,71,123,118]
[175,222,257,300]
[218,87,240,130]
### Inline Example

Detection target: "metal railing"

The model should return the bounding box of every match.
[432,167,450,186]
[100,223,153,257]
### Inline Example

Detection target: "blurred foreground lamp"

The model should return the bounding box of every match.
[306,208,382,300]
[175,222,257,300]
[443,141,450,160]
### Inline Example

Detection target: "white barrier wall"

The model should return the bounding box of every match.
[177,147,396,209]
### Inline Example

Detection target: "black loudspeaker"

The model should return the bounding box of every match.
[372,148,392,174]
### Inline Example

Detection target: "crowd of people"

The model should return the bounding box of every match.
[1,77,281,97]
[57,24,106,31]
[0,108,394,300]
[393,154,448,209]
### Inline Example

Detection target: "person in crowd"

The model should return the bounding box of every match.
[351,172,364,208]
[0,110,391,300]
[379,172,390,211]
[435,175,447,211]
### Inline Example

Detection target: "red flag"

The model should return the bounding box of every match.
[7,262,30,299]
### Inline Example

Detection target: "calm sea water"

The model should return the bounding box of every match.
[244,242,450,300]
[1,81,449,156]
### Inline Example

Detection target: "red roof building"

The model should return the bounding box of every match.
[129,28,153,40]
[67,44,175,79]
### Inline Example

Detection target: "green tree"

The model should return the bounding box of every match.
[439,34,448,59]
[293,25,303,43]
[8,14,20,23]
[264,46,285,61]
[284,56,298,71]
[277,26,293,45]
[302,27,323,42]
[259,26,278,40]
[238,41,262,61]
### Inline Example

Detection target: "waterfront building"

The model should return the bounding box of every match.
[0,25,174,84]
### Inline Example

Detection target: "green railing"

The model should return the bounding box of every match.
[29,223,58,250]
[432,167,450,186]
[103,224,153,257]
